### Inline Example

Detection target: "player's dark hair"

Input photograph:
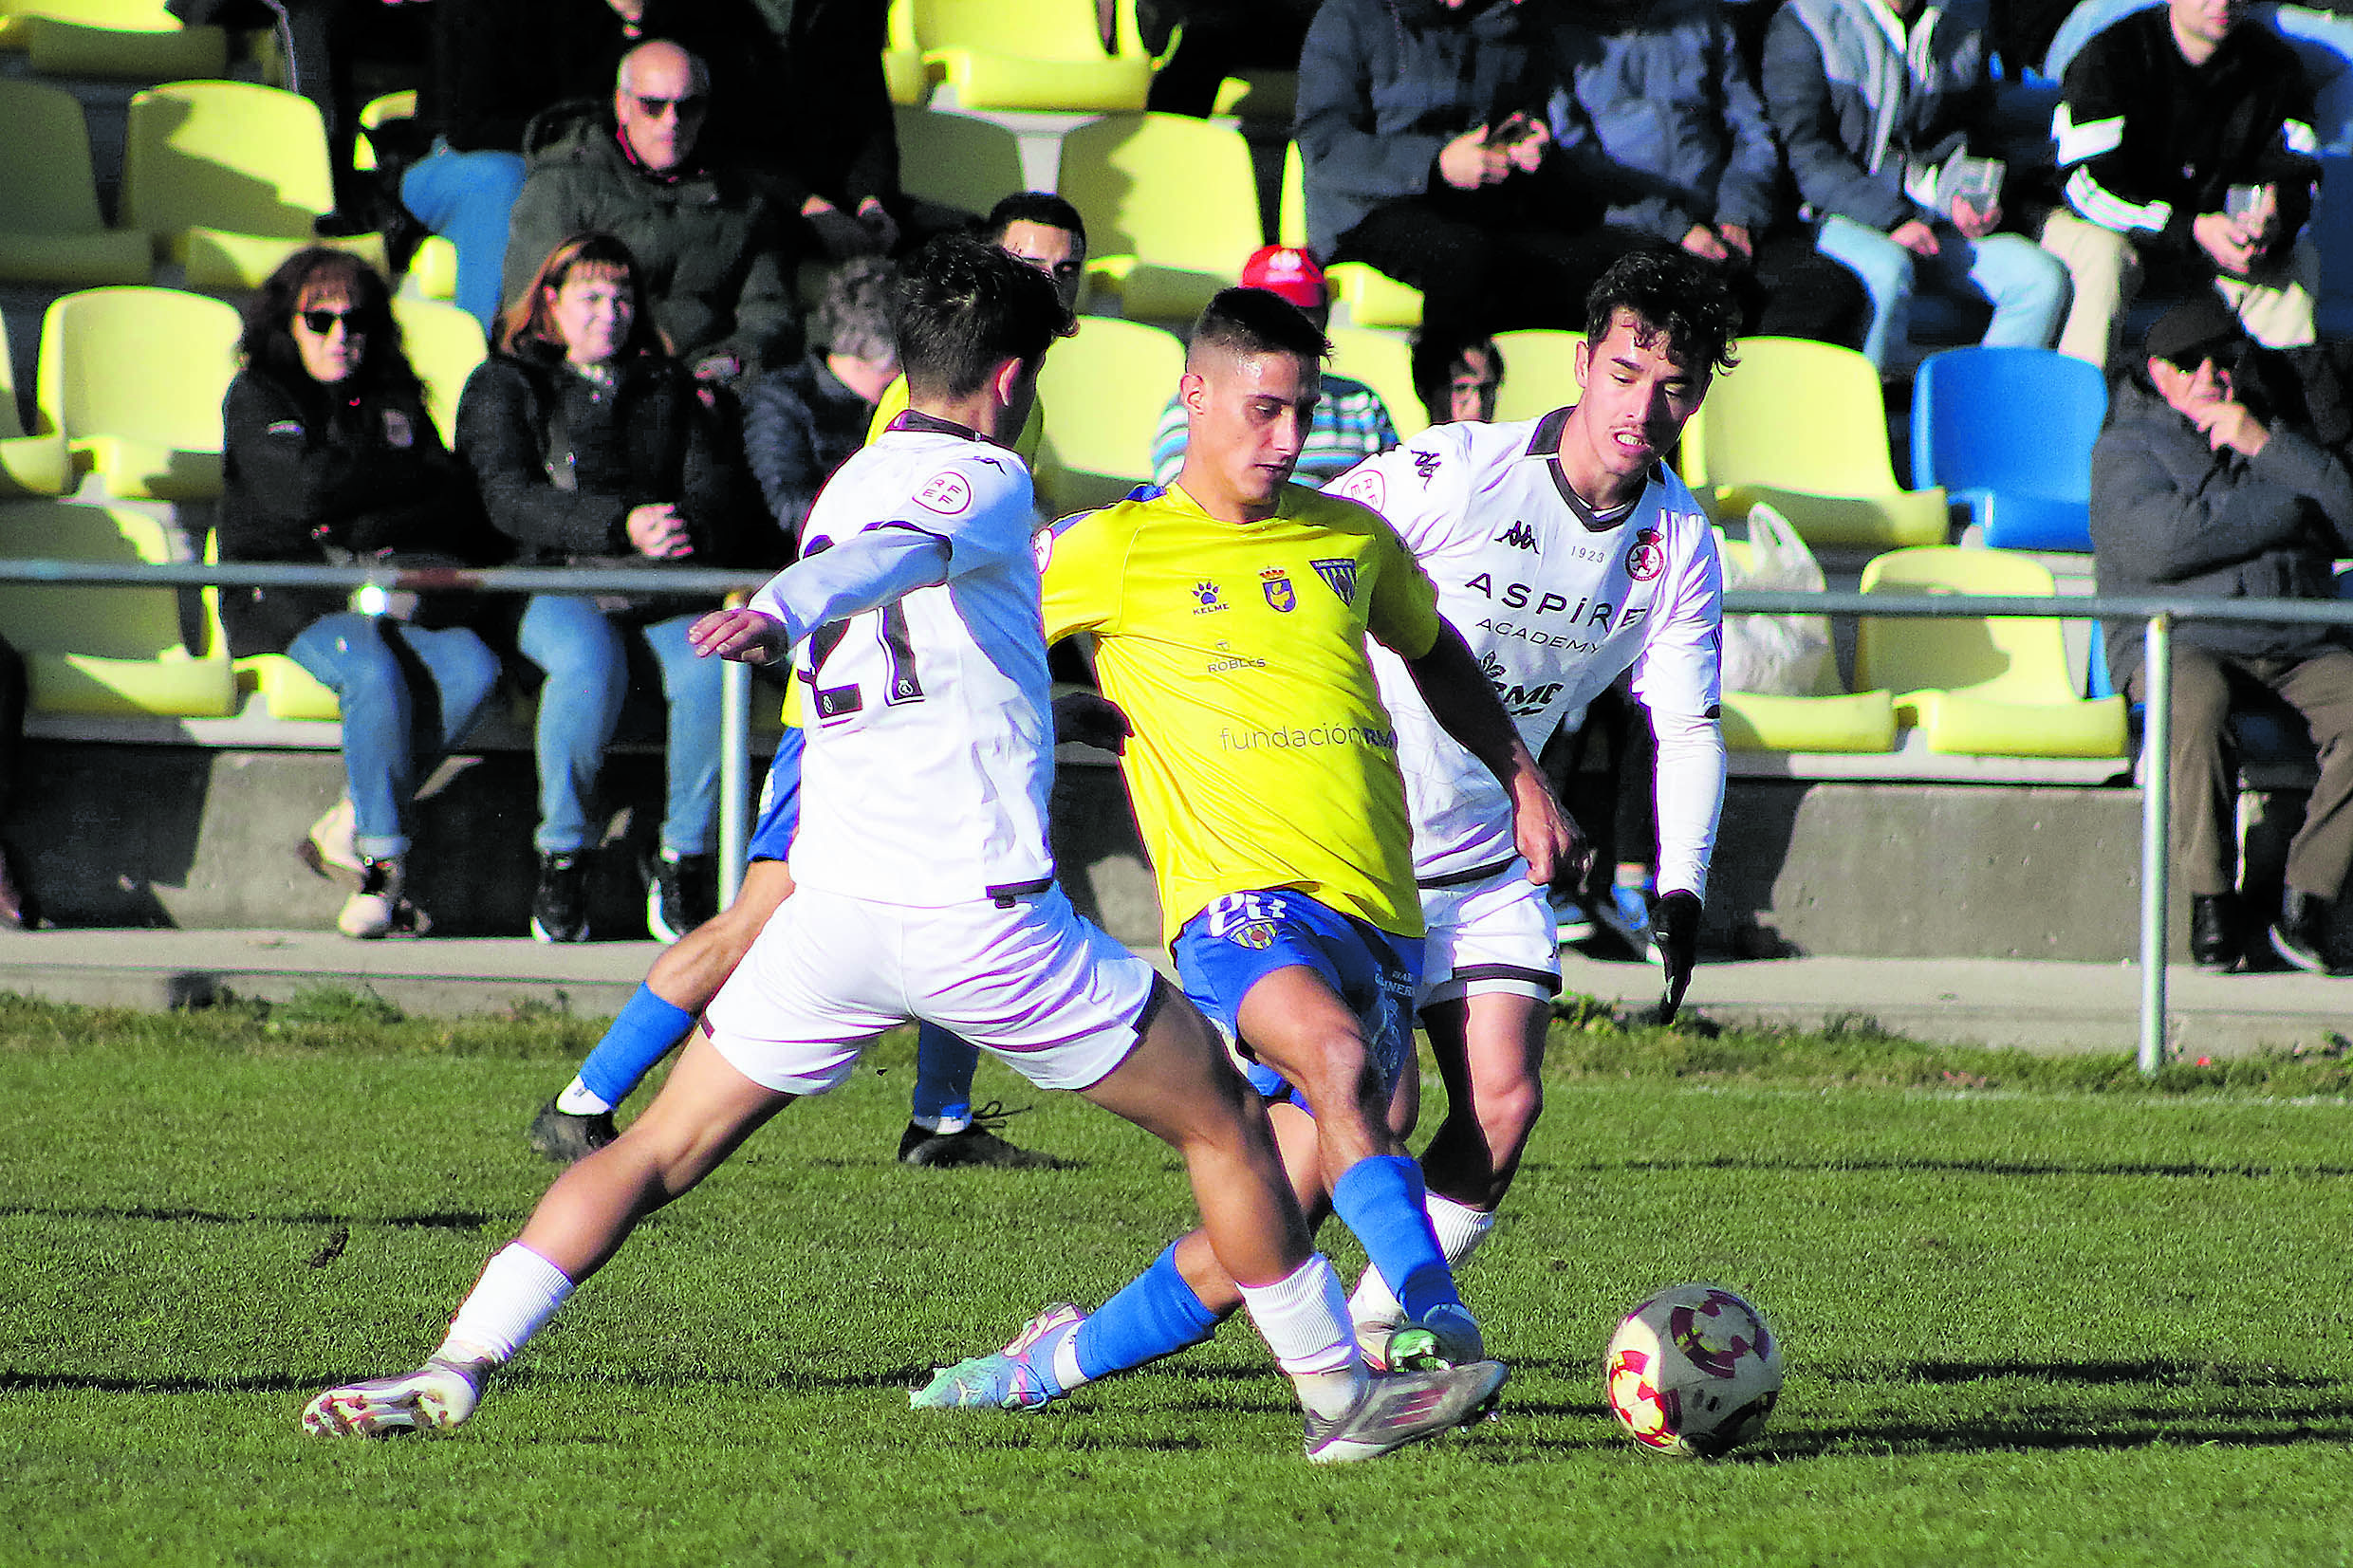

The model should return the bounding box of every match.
[1582,248,1741,378]
[1188,286,1329,370]
[894,232,1069,399]
[982,191,1087,249]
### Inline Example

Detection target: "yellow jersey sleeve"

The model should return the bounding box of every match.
[865,376,1047,464]
[1038,506,1133,644]
[1360,508,1445,662]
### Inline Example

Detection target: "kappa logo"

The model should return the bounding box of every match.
[1412,449,1443,486]
[1260,567,1295,613]
[1625,526,1666,581]
[1495,520,1537,551]
[1310,558,1358,605]
[1192,580,1228,614]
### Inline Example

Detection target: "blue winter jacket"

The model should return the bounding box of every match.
[1542,0,1785,244]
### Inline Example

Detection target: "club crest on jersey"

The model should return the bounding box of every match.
[1260,567,1295,613]
[915,470,973,514]
[1192,580,1228,614]
[1228,919,1277,950]
[1625,526,1666,581]
[1310,558,1358,606]
[1495,520,1537,551]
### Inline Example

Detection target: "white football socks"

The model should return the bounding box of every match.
[1238,1253,1367,1421]
[555,1078,614,1116]
[1349,1193,1498,1327]
[436,1244,575,1365]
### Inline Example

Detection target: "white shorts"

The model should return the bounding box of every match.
[703,881,1156,1096]
[1416,858,1562,1009]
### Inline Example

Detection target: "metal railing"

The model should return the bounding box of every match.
[10,557,2353,1075]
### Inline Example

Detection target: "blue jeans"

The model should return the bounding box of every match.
[515,595,722,858]
[399,143,528,331]
[287,612,501,861]
[1815,214,2070,372]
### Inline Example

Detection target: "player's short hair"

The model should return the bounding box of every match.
[1582,249,1741,378]
[895,233,1069,399]
[1187,286,1329,372]
[814,256,898,365]
[982,192,1087,249]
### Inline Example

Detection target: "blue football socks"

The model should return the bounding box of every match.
[1331,1154,1460,1321]
[910,1021,980,1130]
[1073,1244,1223,1383]
[576,985,697,1109]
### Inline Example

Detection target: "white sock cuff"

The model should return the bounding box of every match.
[1428,1194,1496,1266]
[556,1078,614,1116]
[440,1244,575,1364]
[1238,1254,1357,1377]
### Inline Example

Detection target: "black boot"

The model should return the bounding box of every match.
[2269,888,2339,975]
[2190,894,2239,970]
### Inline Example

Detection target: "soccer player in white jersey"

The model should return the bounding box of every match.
[1331,249,1737,1354]
[300,236,1507,1463]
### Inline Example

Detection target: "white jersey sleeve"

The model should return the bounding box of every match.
[1628,486,1726,900]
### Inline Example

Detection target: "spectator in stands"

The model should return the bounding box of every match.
[1140,0,1321,118]
[1419,332,1504,424]
[0,635,29,930]
[745,257,899,541]
[1295,0,1647,401]
[1762,0,2069,374]
[1540,0,1869,352]
[499,40,799,387]
[458,232,753,947]
[1149,247,1399,484]
[219,249,504,940]
[2090,294,2353,974]
[2040,0,2321,370]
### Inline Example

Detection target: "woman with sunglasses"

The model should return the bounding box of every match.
[219,248,504,939]
[457,231,753,946]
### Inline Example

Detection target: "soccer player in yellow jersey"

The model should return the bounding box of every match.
[915,288,1578,1411]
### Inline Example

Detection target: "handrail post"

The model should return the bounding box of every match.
[2139,613,2172,1076]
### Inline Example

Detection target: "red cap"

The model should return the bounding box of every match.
[1238,245,1325,310]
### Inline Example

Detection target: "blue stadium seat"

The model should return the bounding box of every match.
[1911,346,2106,552]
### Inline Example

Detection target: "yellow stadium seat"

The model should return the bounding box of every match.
[1214,70,1296,122]
[120,81,346,287]
[352,88,417,174]
[1060,113,1264,322]
[1276,141,1306,249]
[893,107,1028,215]
[1714,534,1898,752]
[1325,326,1427,441]
[1035,316,1185,515]
[882,0,927,105]
[391,299,487,447]
[0,500,234,716]
[1489,329,1585,424]
[406,234,460,302]
[1855,545,2127,759]
[202,533,343,721]
[0,81,156,288]
[36,286,241,501]
[917,0,1158,112]
[1325,261,1423,330]
[0,0,225,78]
[1678,337,1949,550]
[0,308,71,497]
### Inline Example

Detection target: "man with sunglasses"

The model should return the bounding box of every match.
[2091,293,2353,974]
[500,39,798,388]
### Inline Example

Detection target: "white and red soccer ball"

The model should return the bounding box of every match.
[1603,1283,1782,1457]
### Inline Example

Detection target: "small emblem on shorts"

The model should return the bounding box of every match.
[1192,580,1227,614]
[1625,526,1665,581]
[1260,568,1295,613]
[1311,558,1358,605]
[1229,919,1277,950]
[916,470,973,514]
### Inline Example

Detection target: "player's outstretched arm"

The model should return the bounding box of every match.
[690,607,791,665]
[693,525,956,665]
[1402,619,1589,888]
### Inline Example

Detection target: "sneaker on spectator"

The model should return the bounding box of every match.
[298,798,364,890]
[646,850,717,945]
[530,851,589,944]
[339,857,430,939]
[1594,881,1655,959]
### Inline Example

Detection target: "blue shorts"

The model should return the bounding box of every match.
[1171,890,1423,1110]
[748,727,804,863]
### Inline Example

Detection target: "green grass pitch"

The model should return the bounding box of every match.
[4,991,2351,1567]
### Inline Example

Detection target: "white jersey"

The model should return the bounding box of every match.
[1325,410,1725,895]
[761,414,1057,908]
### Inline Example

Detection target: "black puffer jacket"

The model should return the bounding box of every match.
[2091,373,2353,685]
[454,340,754,579]
[217,363,486,655]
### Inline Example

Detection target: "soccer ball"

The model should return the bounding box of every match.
[1603,1282,1782,1457]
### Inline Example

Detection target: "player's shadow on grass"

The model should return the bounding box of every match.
[1537,1155,2353,1180]
[1752,1418,2353,1460]
[0,1203,515,1229]
[1817,1357,2335,1389]
[2,1372,345,1394]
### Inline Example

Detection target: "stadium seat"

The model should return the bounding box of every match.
[1714,535,1899,753]
[1276,141,1307,249]
[0,0,226,79]
[1213,70,1296,122]
[2309,154,2353,340]
[917,0,1158,112]
[1325,326,1428,441]
[391,299,488,446]
[1910,346,2105,552]
[121,80,387,289]
[200,531,342,721]
[351,89,417,174]
[35,286,241,501]
[1325,263,1424,330]
[1489,329,1585,424]
[0,81,156,288]
[893,107,1028,217]
[0,500,235,716]
[1855,545,2128,758]
[1678,336,1950,550]
[1034,316,1185,514]
[0,309,72,498]
[882,0,927,104]
[1059,114,1264,322]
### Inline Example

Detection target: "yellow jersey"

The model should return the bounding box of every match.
[1040,480,1445,945]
